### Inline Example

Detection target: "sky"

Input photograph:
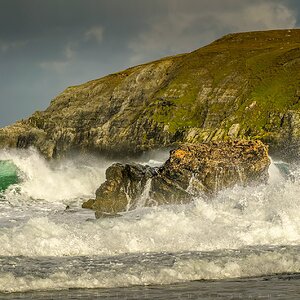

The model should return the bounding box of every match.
[0,0,299,127]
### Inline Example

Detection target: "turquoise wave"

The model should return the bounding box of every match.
[0,160,19,192]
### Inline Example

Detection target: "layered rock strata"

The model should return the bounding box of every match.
[0,30,300,159]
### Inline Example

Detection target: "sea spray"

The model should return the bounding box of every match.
[0,148,300,293]
[0,148,110,202]
[1,246,300,293]
[0,165,300,257]
[135,178,153,208]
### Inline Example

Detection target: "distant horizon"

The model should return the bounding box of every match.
[1,0,299,127]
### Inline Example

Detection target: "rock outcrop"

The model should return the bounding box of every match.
[83,140,270,217]
[0,29,300,159]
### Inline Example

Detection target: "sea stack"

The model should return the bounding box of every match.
[83,140,270,217]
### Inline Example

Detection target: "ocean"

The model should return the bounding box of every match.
[0,147,300,299]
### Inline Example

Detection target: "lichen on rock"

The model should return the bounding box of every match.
[83,140,270,217]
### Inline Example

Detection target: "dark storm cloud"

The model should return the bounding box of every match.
[0,0,299,126]
[0,0,160,126]
[0,0,161,44]
[129,0,297,63]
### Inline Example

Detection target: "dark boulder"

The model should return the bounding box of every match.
[82,163,158,214]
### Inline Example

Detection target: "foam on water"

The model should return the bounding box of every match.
[0,148,110,203]
[0,169,300,256]
[0,148,300,292]
[0,246,300,293]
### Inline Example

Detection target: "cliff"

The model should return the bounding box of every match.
[1,29,300,159]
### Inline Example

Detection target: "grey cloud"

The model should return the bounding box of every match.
[0,0,299,127]
[129,0,297,64]
[84,26,104,43]
[0,39,28,53]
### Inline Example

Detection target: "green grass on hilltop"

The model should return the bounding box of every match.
[146,29,300,140]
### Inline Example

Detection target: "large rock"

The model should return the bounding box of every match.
[83,140,270,217]
[1,30,300,159]
[83,163,158,215]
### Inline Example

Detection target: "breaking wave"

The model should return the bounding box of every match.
[0,148,300,293]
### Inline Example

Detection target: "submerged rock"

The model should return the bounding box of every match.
[83,140,270,217]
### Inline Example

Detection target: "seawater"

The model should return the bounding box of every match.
[0,160,19,192]
[0,148,300,298]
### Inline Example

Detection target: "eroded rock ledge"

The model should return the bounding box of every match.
[82,140,270,217]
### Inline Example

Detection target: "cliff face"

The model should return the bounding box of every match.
[1,29,300,158]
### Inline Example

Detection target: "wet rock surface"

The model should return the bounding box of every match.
[83,140,270,217]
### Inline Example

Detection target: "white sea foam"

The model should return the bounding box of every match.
[0,248,299,293]
[0,171,300,257]
[0,148,109,202]
[1,148,300,292]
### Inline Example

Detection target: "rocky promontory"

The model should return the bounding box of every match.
[0,29,300,159]
[83,140,270,217]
